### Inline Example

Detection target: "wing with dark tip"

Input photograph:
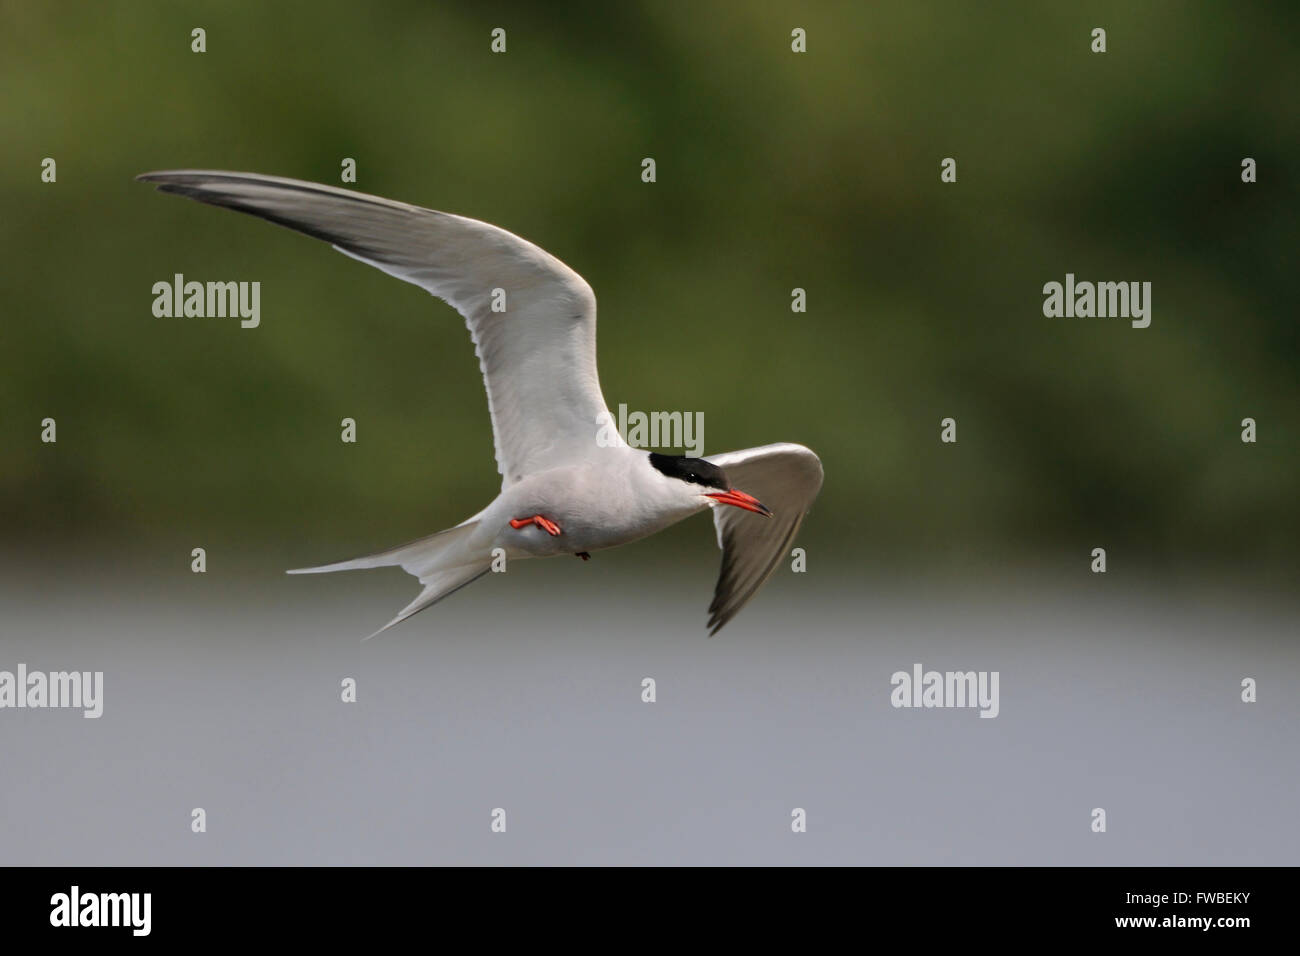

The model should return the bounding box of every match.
[136,170,610,488]
[703,443,823,635]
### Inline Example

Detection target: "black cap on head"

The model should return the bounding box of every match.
[648,452,730,491]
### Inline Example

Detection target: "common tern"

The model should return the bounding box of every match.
[137,171,824,637]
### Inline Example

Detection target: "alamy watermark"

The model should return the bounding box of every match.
[50,886,150,936]
[890,662,999,718]
[0,664,103,718]
[596,403,704,456]
[152,273,260,328]
[1042,273,1151,328]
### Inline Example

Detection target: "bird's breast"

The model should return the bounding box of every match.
[491,459,698,557]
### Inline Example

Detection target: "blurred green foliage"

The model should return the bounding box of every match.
[1,1,1296,577]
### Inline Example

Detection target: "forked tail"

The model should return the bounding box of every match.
[288,519,490,639]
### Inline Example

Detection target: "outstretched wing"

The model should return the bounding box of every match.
[703,443,823,635]
[137,170,610,487]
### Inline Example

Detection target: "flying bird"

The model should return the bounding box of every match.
[138,171,823,637]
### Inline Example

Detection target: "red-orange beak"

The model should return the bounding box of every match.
[706,489,772,517]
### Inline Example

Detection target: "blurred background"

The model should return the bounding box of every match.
[0,1,1296,865]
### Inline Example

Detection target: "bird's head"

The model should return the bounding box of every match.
[647,452,772,516]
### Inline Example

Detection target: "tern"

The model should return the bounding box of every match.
[138,171,824,637]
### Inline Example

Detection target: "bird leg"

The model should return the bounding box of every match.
[510,514,562,536]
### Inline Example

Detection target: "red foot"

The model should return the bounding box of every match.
[510,514,561,536]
